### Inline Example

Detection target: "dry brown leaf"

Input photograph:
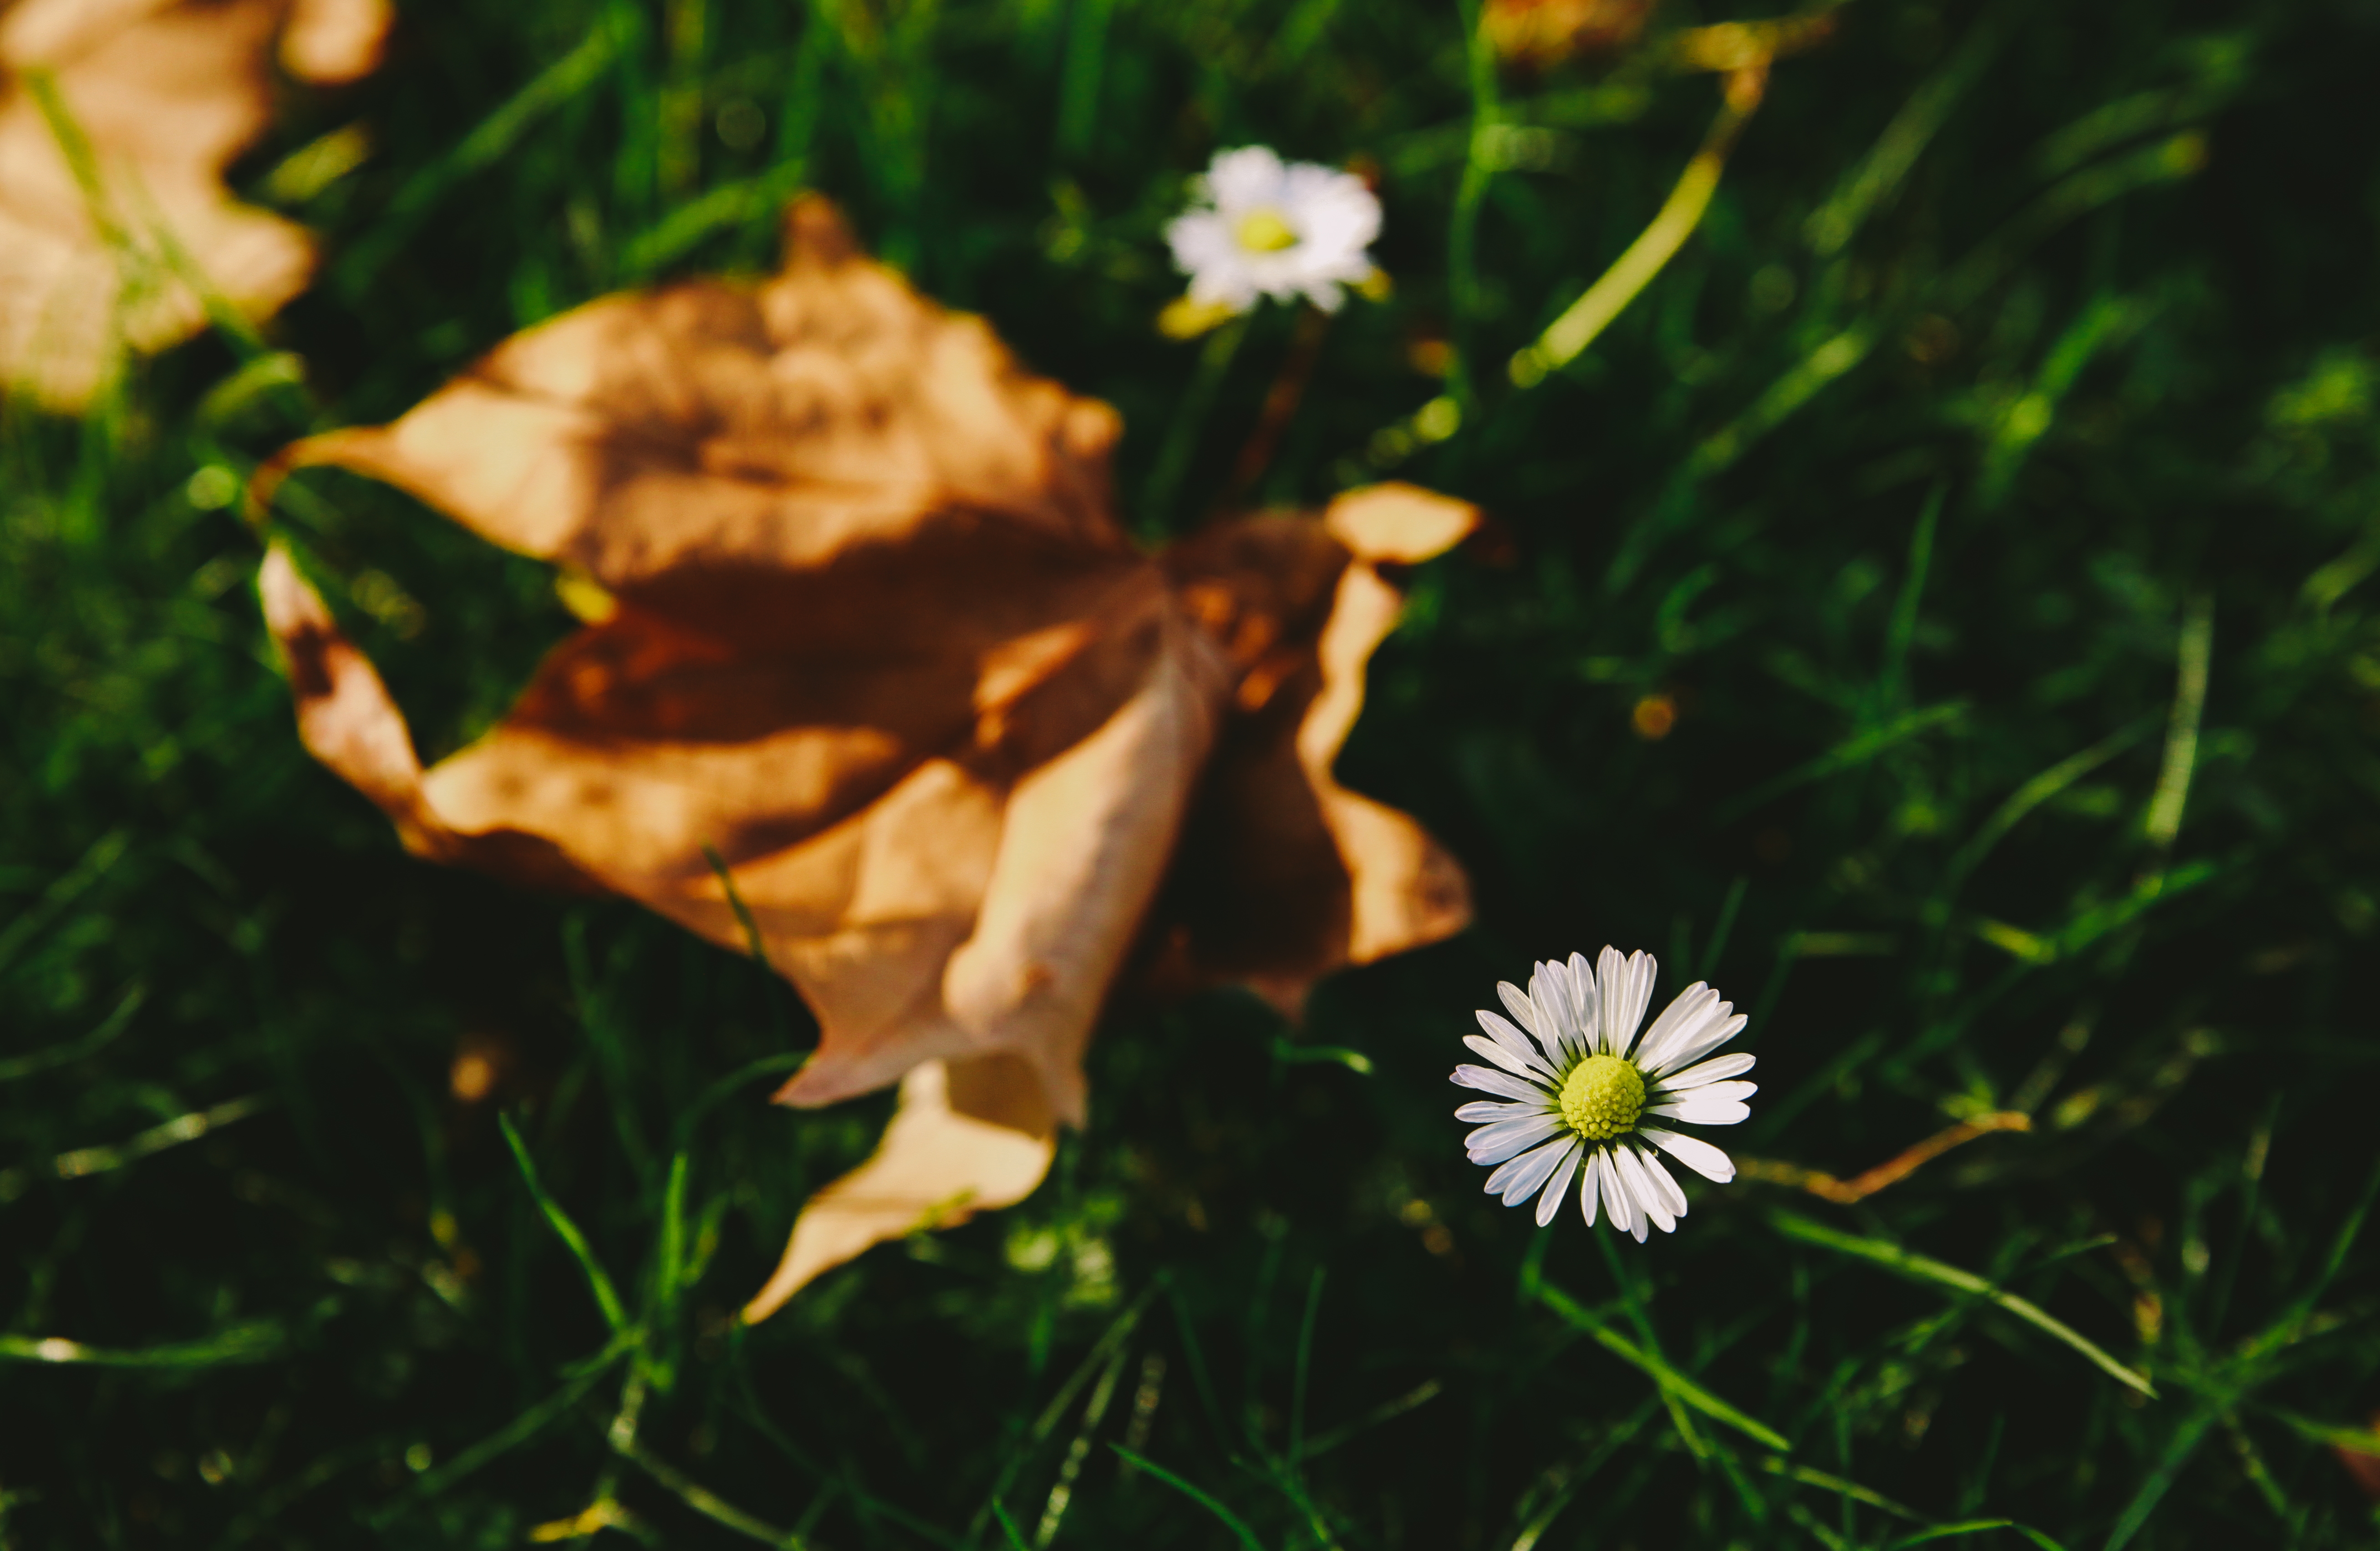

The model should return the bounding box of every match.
[0,0,389,407]
[258,197,1473,1316]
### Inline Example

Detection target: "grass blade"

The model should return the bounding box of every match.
[969,1285,1155,1541]
[1536,1280,1790,1451]
[1802,0,2019,255]
[1887,1521,2069,1551]
[1298,1379,1442,1461]
[0,980,142,1082]
[5,1094,272,1195]
[1757,1456,1924,1522]
[2142,594,2213,850]
[499,1112,630,1333]
[1879,482,1943,712]
[2101,1405,2217,1551]
[376,1359,621,1523]
[1108,1447,1266,1551]
[0,1324,283,1368]
[0,827,129,979]
[1770,1213,2154,1397]
[339,19,621,290]
[1289,1267,1324,1463]
[1508,73,1764,390]
[1943,718,2156,888]
[991,1499,1032,1551]
[615,1436,804,1547]
[1712,702,1968,824]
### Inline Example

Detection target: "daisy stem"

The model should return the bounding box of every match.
[1139,312,1251,537]
[1593,1230,1655,1356]
[1214,306,1332,513]
[1595,1232,1710,1458]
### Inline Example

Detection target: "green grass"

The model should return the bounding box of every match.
[6,0,2380,1545]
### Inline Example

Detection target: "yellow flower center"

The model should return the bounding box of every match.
[1234,208,1299,253]
[1559,1054,1644,1141]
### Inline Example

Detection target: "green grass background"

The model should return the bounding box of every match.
[5,0,2380,1545]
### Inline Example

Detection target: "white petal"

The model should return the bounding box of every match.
[1185,266,1261,311]
[1298,279,1348,312]
[1469,1112,1563,1165]
[1622,952,1659,1052]
[1495,982,1545,1044]
[1634,1145,1690,1220]
[1280,162,1380,245]
[1475,1009,1553,1075]
[1565,953,1601,1054]
[1612,1146,1675,1234]
[1644,1011,1749,1080]
[1629,983,1717,1074]
[1166,210,1233,258]
[1599,948,1657,1058]
[1597,1145,1638,1237]
[1642,1126,1735,1182]
[1464,1033,1548,1083]
[1454,1100,1541,1123]
[1451,1064,1549,1102]
[1594,948,1629,1053]
[1530,963,1581,1056]
[1576,1149,1603,1227]
[1657,1052,1756,1090]
[1623,1173,1653,1242]
[1644,1097,1751,1126]
[1673,1080,1755,1104]
[1486,1135,1571,1205]
[1206,145,1287,211]
[1534,1141,1584,1227]
[1620,1146,1680,1233]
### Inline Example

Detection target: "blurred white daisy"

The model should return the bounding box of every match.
[1165,146,1381,315]
[1451,947,1754,1242]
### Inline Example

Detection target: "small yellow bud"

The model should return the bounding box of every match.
[1158,294,1242,339]
[554,568,619,624]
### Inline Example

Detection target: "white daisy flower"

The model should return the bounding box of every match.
[1450,947,1754,1242]
[1165,146,1382,315]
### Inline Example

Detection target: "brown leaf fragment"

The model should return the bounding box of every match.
[742,1054,1056,1324]
[278,0,387,83]
[257,545,604,892]
[259,198,1473,1314]
[257,544,433,845]
[0,0,390,407]
[1150,484,1475,1008]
